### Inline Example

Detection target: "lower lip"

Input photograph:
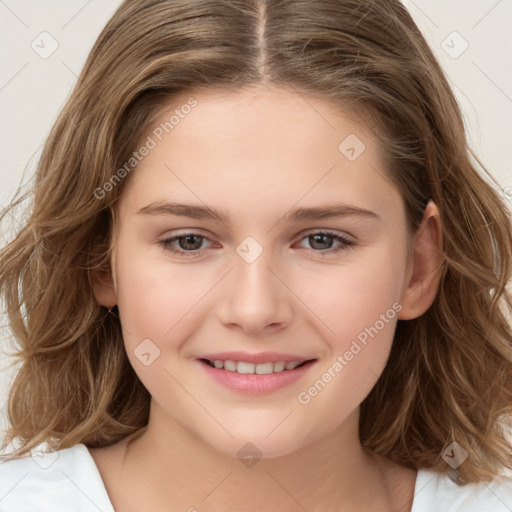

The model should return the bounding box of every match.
[197,359,316,395]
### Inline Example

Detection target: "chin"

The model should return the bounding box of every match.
[203,430,310,462]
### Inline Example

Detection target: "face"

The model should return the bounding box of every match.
[101,85,418,459]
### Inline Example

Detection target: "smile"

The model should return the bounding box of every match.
[201,358,311,374]
[197,358,317,395]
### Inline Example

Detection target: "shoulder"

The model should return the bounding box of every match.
[412,468,512,511]
[0,443,114,512]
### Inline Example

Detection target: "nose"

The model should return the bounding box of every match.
[216,243,293,335]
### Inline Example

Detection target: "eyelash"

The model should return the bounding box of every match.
[158,230,356,258]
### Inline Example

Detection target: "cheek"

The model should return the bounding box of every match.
[294,265,403,432]
[294,245,406,397]
[113,246,204,396]
[297,245,405,341]
[115,234,205,331]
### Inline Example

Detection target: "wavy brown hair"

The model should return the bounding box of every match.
[1,0,512,485]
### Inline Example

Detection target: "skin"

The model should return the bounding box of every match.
[91,84,443,511]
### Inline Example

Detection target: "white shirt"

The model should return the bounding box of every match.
[1,443,512,511]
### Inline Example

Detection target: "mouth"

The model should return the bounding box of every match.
[196,351,318,395]
[199,358,315,374]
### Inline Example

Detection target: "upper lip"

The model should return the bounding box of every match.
[198,351,315,365]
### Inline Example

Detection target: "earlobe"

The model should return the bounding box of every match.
[398,200,445,321]
[91,267,117,308]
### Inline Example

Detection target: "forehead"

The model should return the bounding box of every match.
[116,85,400,226]
[148,85,371,144]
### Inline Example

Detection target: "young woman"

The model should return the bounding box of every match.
[1,1,512,510]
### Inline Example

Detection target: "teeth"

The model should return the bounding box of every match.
[209,359,305,374]
[273,361,285,372]
[223,360,237,371]
[255,362,274,374]
[237,361,256,374]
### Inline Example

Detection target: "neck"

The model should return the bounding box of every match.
[117,400,403,512]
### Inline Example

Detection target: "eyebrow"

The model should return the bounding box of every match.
[136,201,381,223]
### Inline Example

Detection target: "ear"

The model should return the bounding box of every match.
[90,245,117,308]
[398,200,444,320]
[91,267,117,308]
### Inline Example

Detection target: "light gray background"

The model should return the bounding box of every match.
[1,0,511,452]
